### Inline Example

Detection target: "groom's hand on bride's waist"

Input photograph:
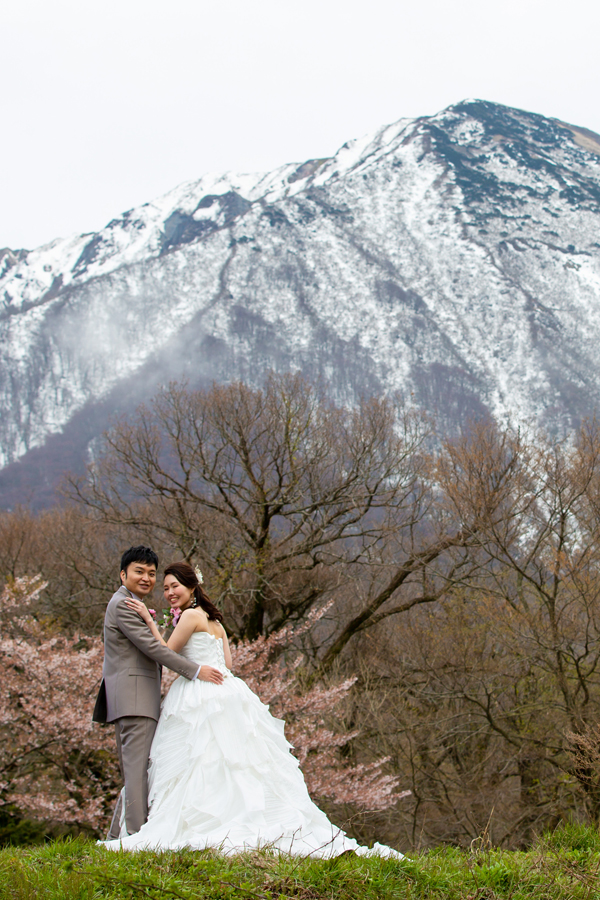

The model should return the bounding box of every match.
[197,665,224,684]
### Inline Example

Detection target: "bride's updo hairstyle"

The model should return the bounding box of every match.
[163,561,224,623]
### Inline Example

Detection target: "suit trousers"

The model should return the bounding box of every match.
[107,716,157,839]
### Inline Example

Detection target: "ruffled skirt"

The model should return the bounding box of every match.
[102,673,402,858]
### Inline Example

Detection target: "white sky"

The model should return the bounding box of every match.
[2,0,599,250]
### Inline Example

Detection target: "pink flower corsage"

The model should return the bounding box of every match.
[150,607,182,628]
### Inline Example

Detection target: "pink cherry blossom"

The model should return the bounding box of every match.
[0,576,118,830]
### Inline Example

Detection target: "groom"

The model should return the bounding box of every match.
[93,545,223,838]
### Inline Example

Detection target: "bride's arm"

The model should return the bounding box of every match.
[166,609,202,653]
[221,629,233,669]
[122,600,224,684]
[125,598,167,645]
[125,600,199,652]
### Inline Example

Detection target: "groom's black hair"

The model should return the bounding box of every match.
[120,545,159,574]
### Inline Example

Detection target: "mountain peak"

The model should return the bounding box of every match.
[1,99,600,507]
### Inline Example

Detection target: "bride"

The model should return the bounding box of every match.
[102,561,402,858]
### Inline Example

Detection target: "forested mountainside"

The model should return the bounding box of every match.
[2,99,600,506]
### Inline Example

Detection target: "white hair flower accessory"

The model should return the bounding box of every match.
[194,565,204,584]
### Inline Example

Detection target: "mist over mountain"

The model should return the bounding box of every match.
[2,99,600,507]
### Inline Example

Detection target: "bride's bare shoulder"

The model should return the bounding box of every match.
[179,606,211,631]
[177,607,204,624]
[178,607,199,618]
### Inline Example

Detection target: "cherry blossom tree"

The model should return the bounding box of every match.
[0,576,118,832]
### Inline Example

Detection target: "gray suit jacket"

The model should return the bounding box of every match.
[93,585,199,724]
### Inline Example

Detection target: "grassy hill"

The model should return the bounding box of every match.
[2,824,600,899]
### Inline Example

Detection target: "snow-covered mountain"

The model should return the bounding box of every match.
[2,99,600,506]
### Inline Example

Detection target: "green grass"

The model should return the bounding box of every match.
[2,827,600,899]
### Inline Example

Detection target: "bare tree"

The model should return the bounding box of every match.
[316,418,528,672]
[341,421,600,848]
[0,505,169,631]
[66,374,434,639]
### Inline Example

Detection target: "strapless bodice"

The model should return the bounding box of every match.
[180,631,229,674]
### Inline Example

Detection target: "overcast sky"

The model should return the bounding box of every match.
[2,0,599,250]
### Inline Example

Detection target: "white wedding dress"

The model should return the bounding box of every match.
[102,632,402,858]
